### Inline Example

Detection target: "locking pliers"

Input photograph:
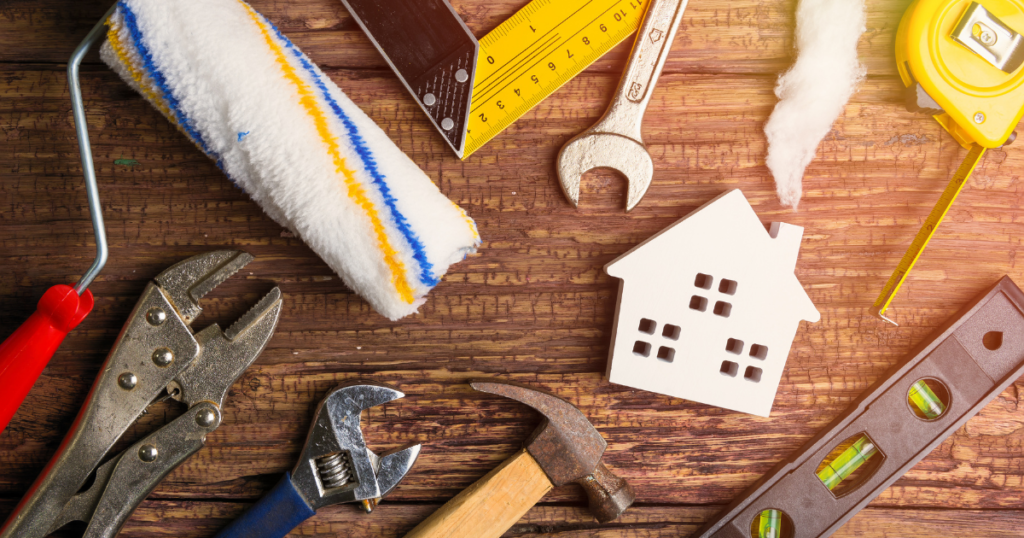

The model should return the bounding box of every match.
[0,250,283,538]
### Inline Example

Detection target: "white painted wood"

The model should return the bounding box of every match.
[604,189,819,417]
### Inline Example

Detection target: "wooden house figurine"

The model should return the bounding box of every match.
[604,189,819,416]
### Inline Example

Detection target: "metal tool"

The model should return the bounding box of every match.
[340,0,650,159]
[214,382,421,538]
[462,0,650,159]
[0,3,114,434]
[556,0,689,212]
[0,250,283,538]
[403,380,634,538]
[872,0,1024,324]
[697,276,1024,537]
[339,0,478,157]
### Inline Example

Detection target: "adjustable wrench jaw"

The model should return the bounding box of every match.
[290,383,421,511]
[0,250,281,538]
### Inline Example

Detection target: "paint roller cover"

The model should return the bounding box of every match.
[100,0,480,320]
[764,0,866,209]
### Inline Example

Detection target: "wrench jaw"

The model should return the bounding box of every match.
[556,133,654,212]
[290,383,419,512]
[154,250,255,324]
[375,444,422,497]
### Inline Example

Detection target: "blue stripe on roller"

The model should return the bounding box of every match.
[119,1,224,169]
[214,473,316,538]
[264,18,439,287]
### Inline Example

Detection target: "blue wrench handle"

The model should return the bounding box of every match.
[215,472,316,538]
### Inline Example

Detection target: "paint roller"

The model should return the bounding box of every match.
[101,0,480,321]
[0,0,480,431]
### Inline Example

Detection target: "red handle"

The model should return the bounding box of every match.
[0,285,93,434]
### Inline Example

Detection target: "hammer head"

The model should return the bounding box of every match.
[471,380,635,523]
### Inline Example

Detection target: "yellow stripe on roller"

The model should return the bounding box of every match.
[240,1,416,304]
[106,18,176,125]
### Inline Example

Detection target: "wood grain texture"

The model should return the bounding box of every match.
[2,0,1024,536]
[403,449,553,538]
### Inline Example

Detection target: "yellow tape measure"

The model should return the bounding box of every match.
[874,0,1024,323]
[463,0,648,159]
[870,145,986,324]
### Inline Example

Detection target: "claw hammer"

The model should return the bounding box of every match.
[403,380,635,538]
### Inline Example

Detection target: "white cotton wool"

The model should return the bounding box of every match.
[764,0,867,208]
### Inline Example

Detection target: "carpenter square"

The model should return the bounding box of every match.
[339,0,478,157]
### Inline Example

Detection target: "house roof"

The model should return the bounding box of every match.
[605,189,820,322]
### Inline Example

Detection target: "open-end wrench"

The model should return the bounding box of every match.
[556,0,690,211]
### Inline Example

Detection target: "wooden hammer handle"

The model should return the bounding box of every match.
[403,449,553,538]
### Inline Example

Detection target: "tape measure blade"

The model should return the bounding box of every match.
[871,144,987,323]
[463,0,649,159]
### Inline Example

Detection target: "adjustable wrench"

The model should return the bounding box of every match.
[557,0,690,211]
[215,382,421,538]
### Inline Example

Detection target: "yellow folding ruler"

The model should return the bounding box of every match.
[463,0,648,158]
[874,0,1024,324]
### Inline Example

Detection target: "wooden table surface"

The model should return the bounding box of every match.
[4,0,1024,536]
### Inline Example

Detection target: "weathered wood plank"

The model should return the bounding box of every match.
[0,0,907,76]
[4,0,1024,534]
[3,60,1024,519]
[11,501,1024,538]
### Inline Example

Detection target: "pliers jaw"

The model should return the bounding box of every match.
[290,383,422,511]
[154,250,255,325]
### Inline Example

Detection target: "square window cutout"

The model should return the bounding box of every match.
[750,344,768,360]
[638,318,656,334]
[744,366,762,382]
[713,301,732,318]
[695,273,713,290]
[662,324,681,340]
[719,279,738,295]
[689,296,708,312]
[726,338,743,354]
[633,341,651,357]
[720,360,738,377]
[657,346,675,362]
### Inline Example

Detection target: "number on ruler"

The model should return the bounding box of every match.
[463,0,650,157]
